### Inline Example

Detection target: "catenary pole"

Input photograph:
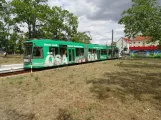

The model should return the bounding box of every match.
[111,29,114,58]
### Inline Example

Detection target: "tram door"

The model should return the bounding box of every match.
[97,50,100,60]
[68,48,75,63]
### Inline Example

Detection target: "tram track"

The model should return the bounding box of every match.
[0,69,31,78]
[0,58,119,78]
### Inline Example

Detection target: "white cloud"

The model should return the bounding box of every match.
[47,0,125,44]
[77,16,125,45]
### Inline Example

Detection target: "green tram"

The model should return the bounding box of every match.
[23,39,119,69]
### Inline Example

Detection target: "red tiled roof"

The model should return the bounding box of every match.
[133,36,151,41]
[123,38,132,43]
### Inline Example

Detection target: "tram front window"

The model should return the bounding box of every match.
[24,43,32,59]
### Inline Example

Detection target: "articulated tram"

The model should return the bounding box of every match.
[23,39,119,69]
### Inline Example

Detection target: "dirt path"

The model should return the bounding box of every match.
[0,59,161,120]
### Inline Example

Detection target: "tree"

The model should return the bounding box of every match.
[16,35,24,54]
[0,21,5,49]
[41,6,78,41]
[118,0,161,45]
[11,0,48,39]
[72,32,91,43]
[0,0,6,48]
[8,0,90,54]
[8,32,18,54]
[0,0,12,51]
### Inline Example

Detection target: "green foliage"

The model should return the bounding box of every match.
[10,0,89,43]
[72,32,91,43]
[0,21,6,49]
[40,6,79,41]
[0,0,91,54]
[0,0,11,51]
[119,0,161,45]
[11,0,48,39]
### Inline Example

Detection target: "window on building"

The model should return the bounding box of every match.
[33,47,43,58]
[115,49,119,54]
[124,47,128,51]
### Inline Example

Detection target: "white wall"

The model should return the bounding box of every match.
[131,40,159,47]
[116,38,130,57]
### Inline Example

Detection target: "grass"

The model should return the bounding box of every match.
[4,109,35,120]
[0,54,23,65]
[0,58,161,120]
[57,108,73,120]
[88,69,161,103]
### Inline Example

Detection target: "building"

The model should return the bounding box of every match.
[130,36,158,47]
[116,37,131,57]
[129,36,161,57]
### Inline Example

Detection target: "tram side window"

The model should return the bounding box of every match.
[33,47,43,58]
[49,47,58,55]
[76,48,84,56]
[105,50,107,55]
[89,49,93,53]
[101,49,107,55]
[81,48,84,56]
[60,45,67,57]
[89,49,96,54]
[93,49,96,54]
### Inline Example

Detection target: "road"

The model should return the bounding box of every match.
[0,64,23,74]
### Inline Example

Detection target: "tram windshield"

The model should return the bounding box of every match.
[24,42,32,59]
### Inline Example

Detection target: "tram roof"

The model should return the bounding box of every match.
[24,38,107,47]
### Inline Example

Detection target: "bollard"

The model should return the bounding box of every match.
[31,64,32,73]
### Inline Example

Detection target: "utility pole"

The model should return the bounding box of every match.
[111,29,114,58]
